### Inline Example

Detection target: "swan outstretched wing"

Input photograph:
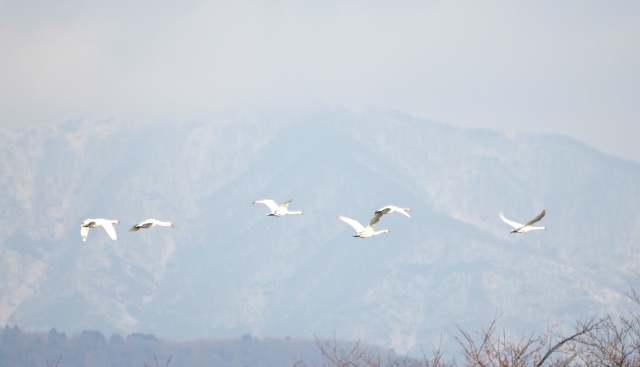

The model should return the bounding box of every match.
[498,212,524,229]
[524,209,546,226]
[368,212,384,227]
[280,199,294,209]
[99,220,118,241]
[130,219,150,231]
[337,215,366,233]
[376,205,411,218]
[81,226,90,241]
[253,199,279,212]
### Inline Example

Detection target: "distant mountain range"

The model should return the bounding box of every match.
[1,109,639,353]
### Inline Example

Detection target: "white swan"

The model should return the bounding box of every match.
[499,209,546,233]
[253,198,303,216]
[81,219,119,241]
[129,219,175,232]
[337,212,389,238]
[375,205,411,218]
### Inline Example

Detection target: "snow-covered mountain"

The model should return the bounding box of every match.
[1,109,639,353]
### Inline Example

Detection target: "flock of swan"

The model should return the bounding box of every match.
[81,198,546,241]
[80,218,175,242]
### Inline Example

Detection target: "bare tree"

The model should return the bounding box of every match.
[45,355,62,367]
[314,335,380,367]
[454,311,602,367]
[415,338,457,367]
[574,315,640,366]
[572,284,640,366]
[295,288,640,367]
[144,354,172,367]
[298,335,408,367]
[292,335,454,367]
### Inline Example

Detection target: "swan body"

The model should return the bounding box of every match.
[129,219,175,232]
[375,205,411,218]
[81,219,119,241]
[253,198,303,216]
[337,212,389,238]
[499,209,547,233]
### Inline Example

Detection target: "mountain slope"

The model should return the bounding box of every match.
[1,109,639,353]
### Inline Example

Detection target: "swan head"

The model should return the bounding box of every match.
[383,229,390,233]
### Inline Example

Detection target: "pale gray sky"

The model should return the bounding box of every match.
[1,1,639,161]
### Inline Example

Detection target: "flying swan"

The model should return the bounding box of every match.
[81,219,120,241]
[375,205,411,218]
[129,219,176,232]
[253,198,303,216]
[499,209,546,233]
[337,212,389,238]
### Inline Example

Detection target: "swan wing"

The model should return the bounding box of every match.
[375,206,393,215]
[376,205,411,218]
[81,219,95,227]
[253,199,279,212]
[498,212,524,229]
[129,219,147,231]
[99,220,118,241]
[394,207,411,218]
[337,215,365,233]
[280,198,294,209]
[368,211,384,227]
[81,226,90,241]
[144,219,164,226]
[524,209,546,226]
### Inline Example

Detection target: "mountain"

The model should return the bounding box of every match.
[1,109,639,353]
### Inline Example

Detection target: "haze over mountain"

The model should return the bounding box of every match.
[1,109,638,353]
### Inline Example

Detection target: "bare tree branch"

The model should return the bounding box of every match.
[45,355,62,367]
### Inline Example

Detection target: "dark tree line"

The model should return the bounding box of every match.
[0,329,321,367]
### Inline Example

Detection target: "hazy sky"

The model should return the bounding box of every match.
[1,1,639,162]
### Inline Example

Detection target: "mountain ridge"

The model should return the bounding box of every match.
[1,109,638,353]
